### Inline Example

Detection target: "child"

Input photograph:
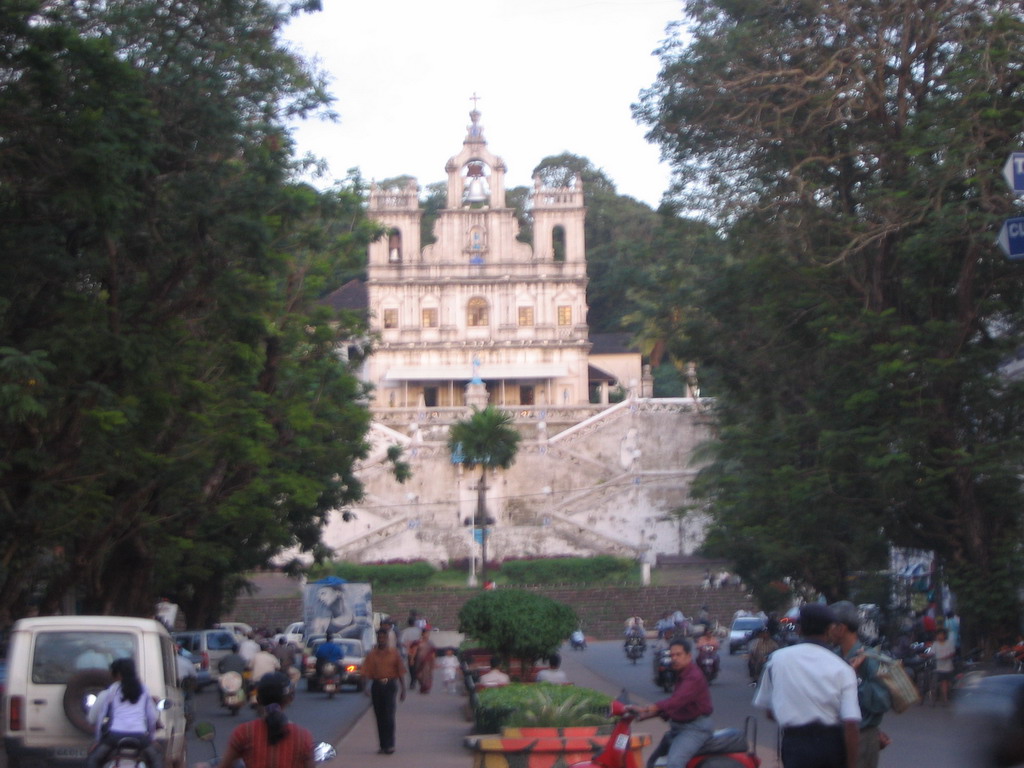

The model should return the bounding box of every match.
[437,648,459,694]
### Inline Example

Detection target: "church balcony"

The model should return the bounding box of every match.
[367,260,586,282]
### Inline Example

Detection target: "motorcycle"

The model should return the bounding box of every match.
[697,643,720,684]
[653,646,674,693]
[624,633,646,664]
[571,629,587,651]
[319,660,341,698]
[567,697,760,768]
[100,736,153,768]
[219,670,246,715]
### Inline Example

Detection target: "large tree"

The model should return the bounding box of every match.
[634,0,1024,644]
[0,0,379,624]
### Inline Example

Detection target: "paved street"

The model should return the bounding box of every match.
[186,675,367,763]
[570,640,980,767]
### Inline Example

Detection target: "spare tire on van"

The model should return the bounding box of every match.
[63,668,112,735]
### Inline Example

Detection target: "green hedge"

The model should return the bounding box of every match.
[500,556,635,585]
[474,683,612,734]
[310,561,438,589]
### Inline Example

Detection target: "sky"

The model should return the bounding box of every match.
[282,0,685,208]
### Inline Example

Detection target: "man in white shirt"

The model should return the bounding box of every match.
[478,656,511,687]
[753,603,861,768]
[536,653,568,684]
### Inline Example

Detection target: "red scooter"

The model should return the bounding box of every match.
[569,698,760,768]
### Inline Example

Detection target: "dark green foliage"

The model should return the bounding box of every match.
[0,0,377,624]
[474,683,611,734]
[500,557,635,586]
[458,590,577,668]
[311,561,437,590]
[634,0,1024,645]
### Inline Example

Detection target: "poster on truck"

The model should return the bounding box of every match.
[303,576,373,649]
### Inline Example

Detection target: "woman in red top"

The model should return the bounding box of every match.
[218,673,314,768]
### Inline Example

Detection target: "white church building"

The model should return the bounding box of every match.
[320,109,712,568]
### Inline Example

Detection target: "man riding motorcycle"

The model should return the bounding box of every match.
[314,633,344,677]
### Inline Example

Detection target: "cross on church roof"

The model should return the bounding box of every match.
[470,92,482,110]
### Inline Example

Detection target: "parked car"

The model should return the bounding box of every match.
[3,615,188,768]
[172,628,237,687]
[213,621,252,639]
[728,616,767,655]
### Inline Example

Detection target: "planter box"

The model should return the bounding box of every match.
[464,731,651,768]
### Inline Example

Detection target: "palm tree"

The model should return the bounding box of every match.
[447,407,521,586]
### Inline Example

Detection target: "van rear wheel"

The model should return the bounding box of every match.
[63,668,113,735]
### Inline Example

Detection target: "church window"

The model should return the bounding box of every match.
[383,308,399,329]
[467,297,489,327]
[557,305,572,325]
[467,226,487,264]
[422,308,438,328]
[518,306,534,326]
[552,225,566,262]
[388,230,402,263]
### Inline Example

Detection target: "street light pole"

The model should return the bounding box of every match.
[478,468,488,587]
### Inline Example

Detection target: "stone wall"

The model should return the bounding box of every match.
[226,583,755,641]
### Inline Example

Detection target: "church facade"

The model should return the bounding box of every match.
[364,109,593,409]
[317,109,711,567]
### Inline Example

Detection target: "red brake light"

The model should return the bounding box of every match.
[9,695,23,731]
[201,651,210,670]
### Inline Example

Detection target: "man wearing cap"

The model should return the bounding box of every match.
[830,601,891,768]
[753,603,861,768]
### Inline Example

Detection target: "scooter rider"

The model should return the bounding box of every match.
[636,637,715,768]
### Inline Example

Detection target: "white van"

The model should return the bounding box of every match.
[3,615,188,768]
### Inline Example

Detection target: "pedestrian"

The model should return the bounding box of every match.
[217,672,313,768]
[399,617,421,689]
[437,648,460,694]
[478,656,511,687]
[932,628,956,706]
[536,652,569,684]
[830,601,892,768]
[752,603,861,768]
[414,627,436,694]
[635,637,715,768]
[362,627,407,754]
[272,636,296,673]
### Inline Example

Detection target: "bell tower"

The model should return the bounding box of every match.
[445,104,507,209]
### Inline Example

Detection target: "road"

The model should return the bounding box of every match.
[569,640,980,767]
[186,675,367,765]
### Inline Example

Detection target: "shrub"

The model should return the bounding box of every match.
[500,556,635,585]
[474,683,611,733]
[458,590,576,674]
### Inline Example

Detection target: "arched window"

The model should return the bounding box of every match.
[467,297,489,327]
[388,230,402,263]
[552,225,566,262]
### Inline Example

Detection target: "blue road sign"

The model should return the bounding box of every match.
[998,217,1024,260]
[1003,153,1024,193]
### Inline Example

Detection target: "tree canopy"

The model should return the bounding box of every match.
[634,0,1024,643]
[0,0,380,624]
